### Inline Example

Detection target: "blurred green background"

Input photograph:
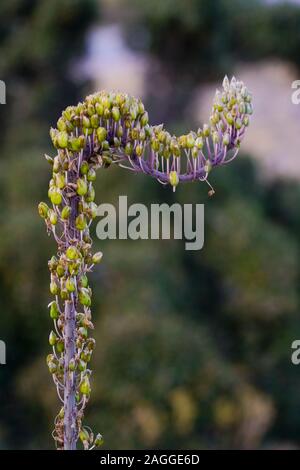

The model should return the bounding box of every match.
[1,0,300,449]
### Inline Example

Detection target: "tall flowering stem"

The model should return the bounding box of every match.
[38,76,252,450]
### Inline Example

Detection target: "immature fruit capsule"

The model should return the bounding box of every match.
[49,210,58,225]
[80,377,91,395]
[96,127,107,143]
[49,188,62,206]
[76,214,87,231]
[79,428,89,443]
[77,178,88,196]
[169,171,179,191]
[49,301,59,320]
[61,205,71,220]
[49,331,57,346]
[56,339,64,353]
[38,202,49,219]
[66,277,76,293]
[80,161,89,175]
[79,289,91,307]
[50,280,59,295]
[94,434,104,447]
[66,246,79,260]
[92,252,103,264]
[68,358,76,372]
[57,131,68,148]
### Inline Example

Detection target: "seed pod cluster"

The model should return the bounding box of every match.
[39,79,251,449]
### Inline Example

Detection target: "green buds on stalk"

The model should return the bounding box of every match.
[92,252,103,264]
[66,246,80,260]
[61,205,71,220]
[96,127,107,143]
[79,288,91,307]
[77,178,88,196]
[49,301,59,320]
[169,171,179,191]
[80,376,91,396]
[49,330,57,346]
[38,202,49,219]
[94,433,104,447]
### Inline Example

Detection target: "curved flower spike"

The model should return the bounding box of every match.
[39,76,252,450]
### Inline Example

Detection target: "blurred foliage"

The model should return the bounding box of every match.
[123,0,300,78]
[1,0,300,450]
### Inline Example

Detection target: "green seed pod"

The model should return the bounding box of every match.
[48,256,58,272]
[77,178,88,196]
[96,127,107,143]
[49,188,62,206]
[87,338,96,351]
[38,202,49,219]
[55,173,65,189]
[56,339,64,353]
[79,288,91,307]
[78,359,87,372]
[87,168,96,182]
[50,280,59,295]
[135,144,143,158]
[91,114,99,128]
[95,102,104,116]
[203,124,210,137]
[49,209,58,225]
[48,362,57,374]
[75,214,87,231]
[66,246,79,260]
[57,117,67,132]
[235,117,242,130]
[56,263,65,277]
[186,133,195,149]
[92,252,103,264]
[49,330,57,346]
[52,156,60,173]
[124,142,133,156]
[49,301,59,320]
[89,202,98,219]
[61,205,71,220]
[78,327,88,339]
[58,407,64,419]
[169,171,179,189]
[60,288,69,301]
[195,137,204,149]
[191,147,199,159]
[79,428,89,443]
[243,116,249,127]
[94,434,104,447]
[226,112,234,125]
[141,111,149,127]
[222,133,230,146]
[80,377,91,395]
[80,161,89,175]
[81,350,92,363]
[68,262,80,276]
[68,358,76,372]
[57,131,68,149]
[112,106,120,121]
[82,116,91,128]
[86,185,95,203]
[69,136,83,152]
[66,277,76,292]
[80,274,89,288]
